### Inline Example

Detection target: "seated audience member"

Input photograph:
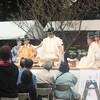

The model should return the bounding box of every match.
[0,45,19,100]
[55,62,80,100]
[11,38,22,62]
[18,57,27,83]
[19,57,26,69]
[18,70,37,100]
[17,35,37,58]
[17,59,37,87]
[36,60,55,84]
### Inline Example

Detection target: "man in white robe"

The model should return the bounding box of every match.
[35,27,64,59]
[93,31,100,67]
[77,32,97,68]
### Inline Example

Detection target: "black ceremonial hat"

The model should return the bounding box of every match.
[17,37,22,42]
[95,31,100,37]
[24,35,30,40]
[47,27,54,34]
[87,32,95,39]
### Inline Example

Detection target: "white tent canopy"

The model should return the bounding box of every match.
[14,20,45,39]
[0,20,44,40]
[44,20,100,31]
[1,20,100,40]
[0,22,25,40]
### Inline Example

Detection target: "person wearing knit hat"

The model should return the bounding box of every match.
[17,35,37,58]
[11,37,22,62]
[35,27,64,59]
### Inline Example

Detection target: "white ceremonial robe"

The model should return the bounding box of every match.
[94,42,100,67]
[77,42,100,68]
[41,36,63,59]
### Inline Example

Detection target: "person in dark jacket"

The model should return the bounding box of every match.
[18,70,37,100]
[0,45,19,100]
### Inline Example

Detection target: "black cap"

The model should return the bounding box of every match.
[24,35,30,40]
[17,38,22,42]
[95,31,100,37]
[87,32,94,39]
[47,27,54,34]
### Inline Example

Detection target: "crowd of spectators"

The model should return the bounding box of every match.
[0,45,80,100]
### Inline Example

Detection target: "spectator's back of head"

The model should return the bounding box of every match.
[25,59,33,69]
[59,61,69,73]
[20,57,27,68]
[0,45,12,62]
[21,70,33,84]
[43,60,53,70]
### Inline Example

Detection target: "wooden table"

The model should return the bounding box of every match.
[16,58,59,63]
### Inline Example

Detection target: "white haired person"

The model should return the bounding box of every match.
[36,60,55,84]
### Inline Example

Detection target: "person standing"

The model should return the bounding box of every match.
[35,27,64,59]
[11,38,22,62]
[17,35,37,58]
[0,45,19,100]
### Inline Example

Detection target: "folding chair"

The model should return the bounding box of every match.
[37,83,54,100]
[55,84,72,100]
[18,93,30,100]
[36,88,53,100]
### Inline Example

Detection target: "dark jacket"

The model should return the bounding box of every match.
[0,62,18,98]
[18,83,37,100]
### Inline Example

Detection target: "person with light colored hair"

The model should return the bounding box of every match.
[36,60,55,84]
